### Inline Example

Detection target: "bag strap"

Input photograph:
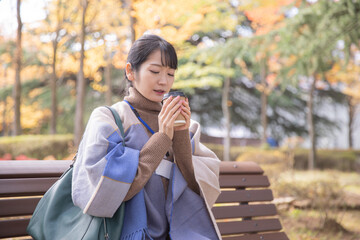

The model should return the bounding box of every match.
[103,106,126,239]
[104,106,125,147]
[71,106,125,165]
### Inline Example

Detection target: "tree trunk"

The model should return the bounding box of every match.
[105,50,112,106]
[129,0,136,43]
[49,0,64,135]
[13,0,22,136]
[1,68,7,136]
[222,75,231,162]
[2,100,7,136]
[347,96,354,149]
[307,75,316,170]
[122,0,136,42]
[260,60,268,145]
[74,0,88,147]
[50,31,59,134]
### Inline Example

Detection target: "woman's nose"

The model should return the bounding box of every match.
[158,74,168,84]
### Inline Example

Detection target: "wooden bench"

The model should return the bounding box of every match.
[0,160,288,240]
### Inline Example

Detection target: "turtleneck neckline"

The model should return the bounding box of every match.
[124,87,162,113]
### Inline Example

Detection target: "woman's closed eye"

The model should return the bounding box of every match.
[150,69,174,77]
[150,70,159,74]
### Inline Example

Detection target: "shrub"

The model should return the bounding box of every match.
[0,134,74,160]
[203,143,248,161]
[273,171,344,206]
[228,146,360,172]
[293,149,360,172]
[271,169,352,233]
[235,148,290,179]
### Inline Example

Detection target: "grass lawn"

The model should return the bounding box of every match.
[267,170,360,239]
[280,209,360,240]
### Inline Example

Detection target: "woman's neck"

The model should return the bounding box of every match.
[124,87,162,113]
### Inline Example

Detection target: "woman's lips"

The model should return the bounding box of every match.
[154,90,165,95]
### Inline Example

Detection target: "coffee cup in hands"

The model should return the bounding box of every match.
[163,91,187,127]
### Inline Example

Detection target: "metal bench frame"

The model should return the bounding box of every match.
[0,160,288,240]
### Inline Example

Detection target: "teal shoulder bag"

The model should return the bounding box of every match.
[27,106,125,240]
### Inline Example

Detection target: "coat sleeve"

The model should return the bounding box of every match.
[71,106,139,218]
[189,120,222,239]
[189,120,221,207]
[124,131,171,201]
[172,129,200,194]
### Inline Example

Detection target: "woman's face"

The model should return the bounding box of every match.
[128,49,175,102]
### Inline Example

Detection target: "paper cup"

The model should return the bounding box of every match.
[163,91,187,127]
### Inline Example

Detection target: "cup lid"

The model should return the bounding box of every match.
[163,91,186,100]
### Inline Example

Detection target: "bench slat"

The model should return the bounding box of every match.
[0,160,289,239]
[212,204,277,219]
[0,160,71,178]
[217,218,282,235]
[220,175,270,188]
[220,161,264,175]
[0,197,41,217]
[0,178,57,197]
[0,218,30,238]
[216,189,273,203]
[222,232,289,240]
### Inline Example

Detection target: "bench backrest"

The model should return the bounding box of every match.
[0,160,288,239]
[215,161,288,240]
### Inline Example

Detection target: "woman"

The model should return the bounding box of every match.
[72,34,221,240]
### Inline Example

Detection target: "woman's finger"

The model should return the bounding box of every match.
[160,96,180,117]
[163,107,182,138]
[170,107,182,123]
[159,96,185,139]
[181,106,191,118]
[162,95,173,108]
[159,96,173,118]
[163,100,183,124]
[174,102,191,131]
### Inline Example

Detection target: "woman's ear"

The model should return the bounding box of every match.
[126,63,134,81]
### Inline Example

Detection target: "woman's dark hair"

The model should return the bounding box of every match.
[125,34,178,84]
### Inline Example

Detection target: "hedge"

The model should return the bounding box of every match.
[1,135,359,172]
[229,146,360,172]
[293,149,360,172]
[0,134,74,160]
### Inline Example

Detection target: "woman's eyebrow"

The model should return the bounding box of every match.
[149,63,174,70]
[149,63,163,67]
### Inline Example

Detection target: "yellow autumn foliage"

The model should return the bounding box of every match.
[59,54,79,74]
[21,103,51,130]
[28,88,43,99]
[241,0,292,35]
[0,52,12,64]
[326,61,360,99]
[22,66,47,82]
[0,65,47,88]
[91,82,108,93]
[113,44,129,69]
[0,68,15,87]
[133,0,219,44]
[0,97,13,131]
[0,97,51,133]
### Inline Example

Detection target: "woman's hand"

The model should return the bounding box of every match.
[158,96,183,139]
[174,98,191,132]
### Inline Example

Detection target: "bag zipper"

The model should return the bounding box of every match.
[103,218,109,240]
